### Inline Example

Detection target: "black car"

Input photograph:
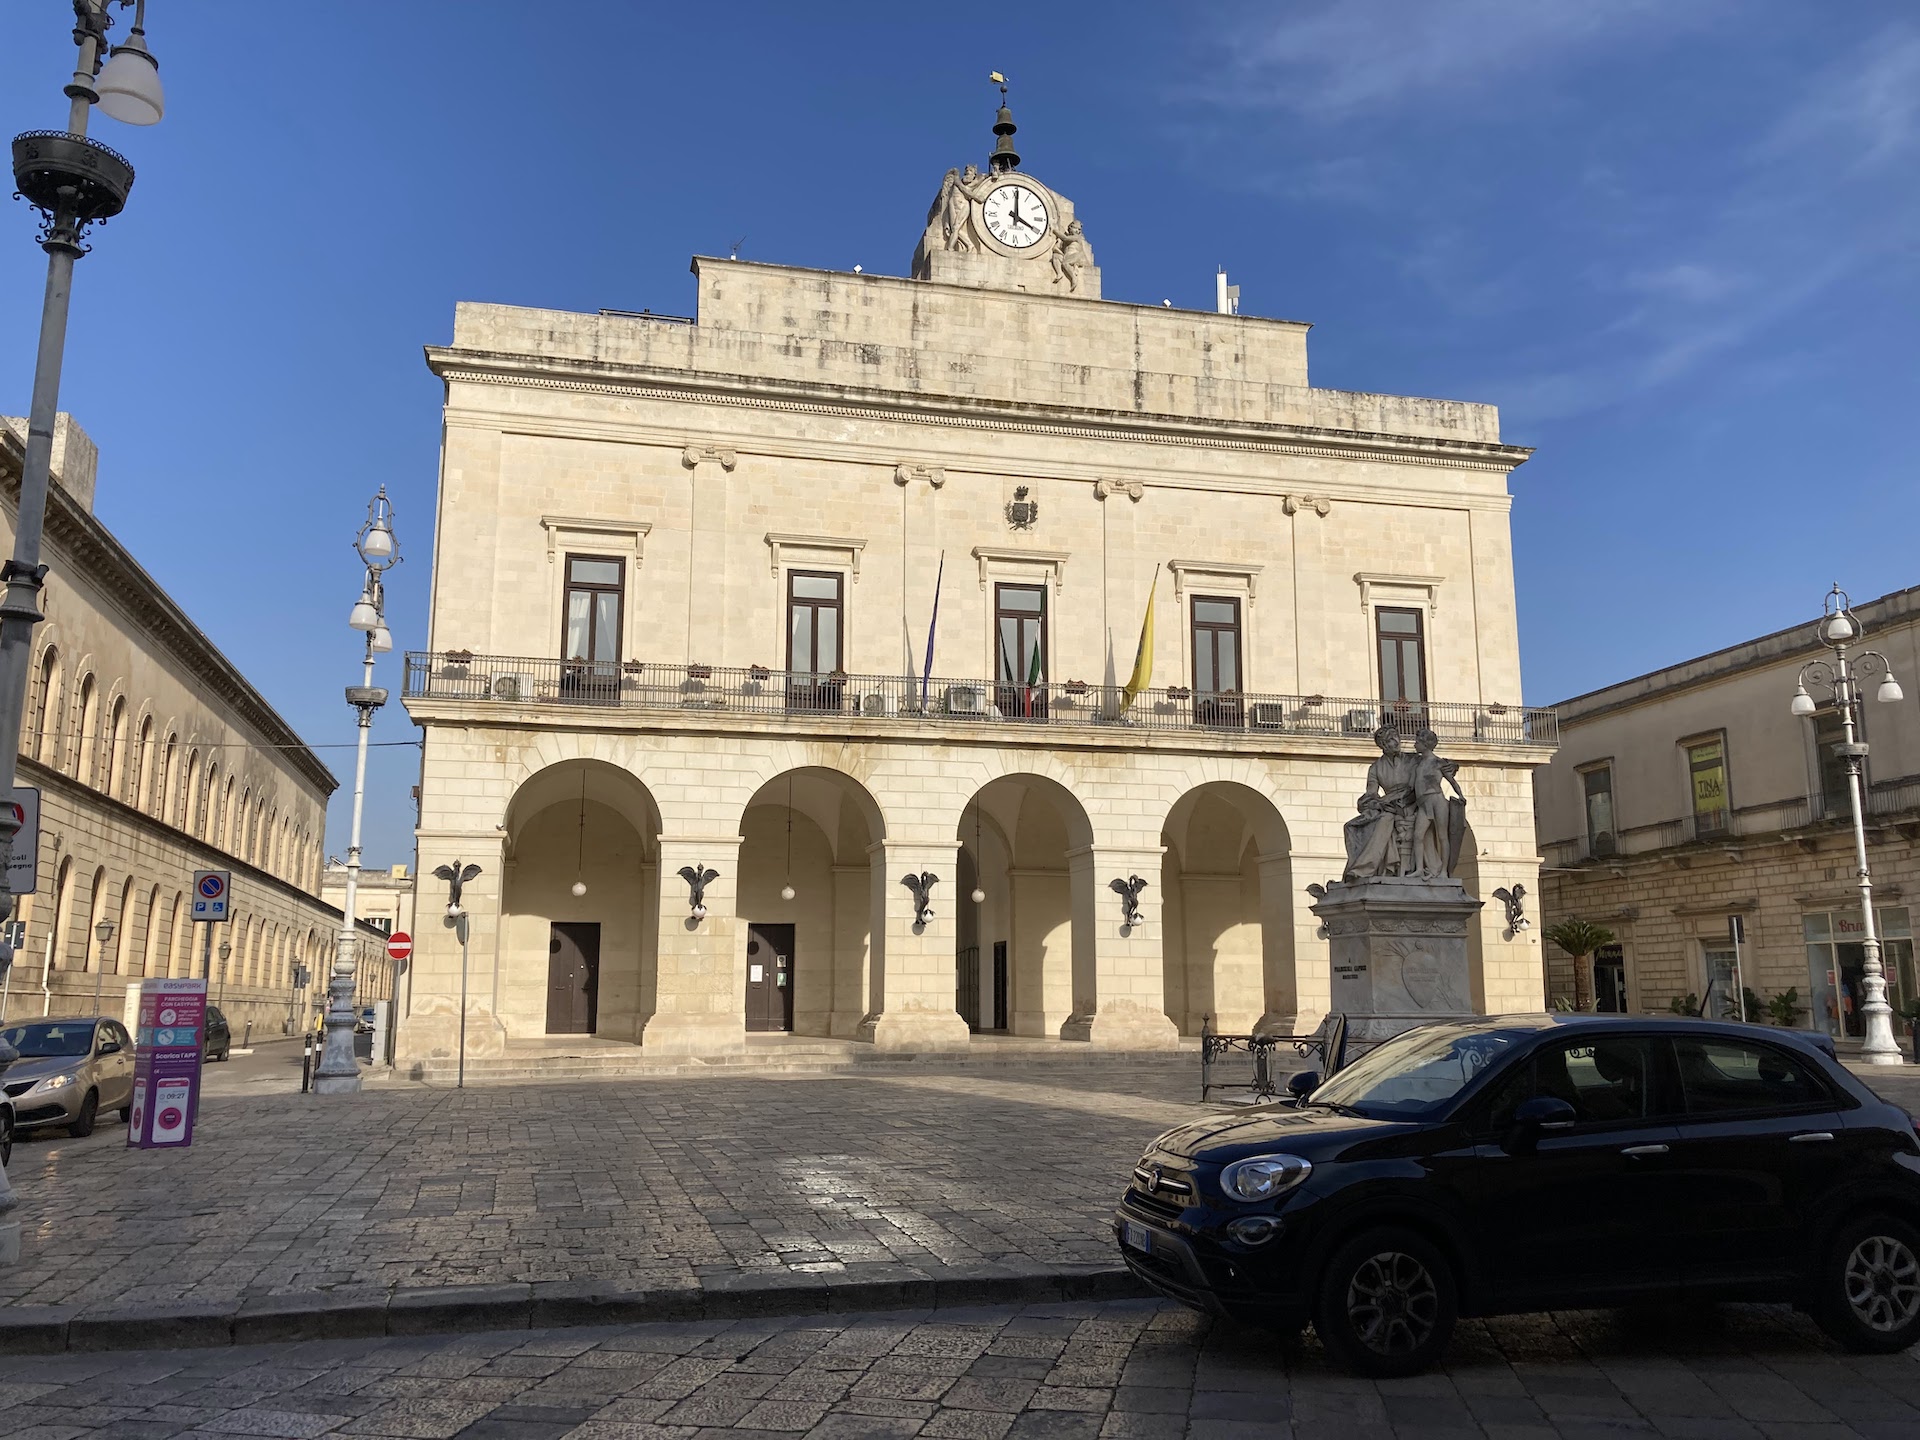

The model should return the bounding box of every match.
[201,1004,232,1063]
[1117,1014,1920,1376]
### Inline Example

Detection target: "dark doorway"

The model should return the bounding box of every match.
[547,922,599,1034]
[992,940,1009,1032]
[1593,944,1627,1013]
[746,923,796,1032]
[957,946,981,1031]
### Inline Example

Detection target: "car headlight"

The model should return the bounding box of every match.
[1220,1154,1313,1202]
[33,1072,76,1092]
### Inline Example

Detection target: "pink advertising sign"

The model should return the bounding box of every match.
[128,977,206,1149]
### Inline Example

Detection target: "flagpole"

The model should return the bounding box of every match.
[921,551,945,711]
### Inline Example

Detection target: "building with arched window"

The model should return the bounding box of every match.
[400,107,1554,1066]
[0,413,390,1032]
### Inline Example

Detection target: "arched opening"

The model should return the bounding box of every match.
[138,883,163,979]
[737,767,886,1037]
[32,646,61,765]
[49,856,76,977]
[133,714,153,808]
[956,773,1094,1039]
[112,877,136,979]
[103,695,125,797]
[74,674,98,782]
[502,758,662,1042]
[1160,782,1294,1035]
[82,867,106,973]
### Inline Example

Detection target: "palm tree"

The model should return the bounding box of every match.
[1542,918,1616,1012]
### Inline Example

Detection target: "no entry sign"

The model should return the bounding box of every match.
[386,931,413,962]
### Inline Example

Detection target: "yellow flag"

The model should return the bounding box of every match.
[1121,567,1158,712]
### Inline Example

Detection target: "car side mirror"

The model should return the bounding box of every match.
[1285,1070,1320,1106]
[1505,1095,1576,1151]
[97,1039,121,1056]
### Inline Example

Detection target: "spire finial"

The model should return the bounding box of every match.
[987,70,1020,173]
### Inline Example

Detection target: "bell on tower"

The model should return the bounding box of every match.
[988,71,1020,173]
[909,74,1100,299]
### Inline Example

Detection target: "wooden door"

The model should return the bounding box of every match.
[745,923,795,1032]
[547,922,599,1034]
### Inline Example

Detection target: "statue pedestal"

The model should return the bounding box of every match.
[1310,878,1482,1041]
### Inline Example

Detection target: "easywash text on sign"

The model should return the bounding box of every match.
[129,977,207,1149]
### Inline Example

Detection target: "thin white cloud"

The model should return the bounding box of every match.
[1212,0,1697,118]
[1762,25,1920,169]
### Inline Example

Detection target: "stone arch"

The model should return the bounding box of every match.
[112,876,136,977]
[132,710,154,809]
[1159,779,1296,1034]
[139,882,164,979]
[736,765,888,1038]
[102,691,127,798]
[502,757,664,1043]
[81,866,107,972]
[73,672,98,782]
[32,643,63,765]
[956,771,1096,1039]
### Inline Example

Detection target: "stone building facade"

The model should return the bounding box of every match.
[1534,584,1920,1042]
[399,112,1554,1063]
[0,415,389,1035]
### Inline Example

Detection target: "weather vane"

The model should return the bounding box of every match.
[990,70,1008,99]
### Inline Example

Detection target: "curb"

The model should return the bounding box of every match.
[0,1263,1152,1355]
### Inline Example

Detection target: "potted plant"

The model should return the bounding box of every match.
[1766,988,1804,1028]
[748,664,771,682]
[1542,918,1616,1013]
[686,663,713,681]
[1063,679,1089,696]
[1897,997,1920,1057]
[1168,686,1192,701]
[622,660,645,675]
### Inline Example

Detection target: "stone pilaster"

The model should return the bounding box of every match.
[640,835,747,1055]
[395,830,509,1068]
[682,445,737,666]
[1061,845,1180,1049]
[860,840,970,1051]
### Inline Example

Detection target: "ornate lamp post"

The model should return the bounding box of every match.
[89,920,115,1015]
[0,1,164,1031]
[1791,584,1908,1065]
[314,492,399,1095]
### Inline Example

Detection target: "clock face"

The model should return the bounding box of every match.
[982,183,1050,249]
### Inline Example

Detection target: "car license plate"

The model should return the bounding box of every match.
[1122,1221,1152,1254]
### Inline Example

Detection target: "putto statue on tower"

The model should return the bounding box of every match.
[911,73,1100,298]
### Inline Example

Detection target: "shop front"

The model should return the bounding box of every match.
[1805,908,1915,1039]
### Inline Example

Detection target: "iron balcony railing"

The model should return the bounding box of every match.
[1541,779,1920,866]
[403,653,1558,748]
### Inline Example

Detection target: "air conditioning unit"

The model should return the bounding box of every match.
[945,684,988,716]
[490,672,536,702]
[1249,702,1290,729]
[860,691,897,717]
[1343,707,1377,734]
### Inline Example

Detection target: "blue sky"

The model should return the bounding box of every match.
[2,1,1916,865]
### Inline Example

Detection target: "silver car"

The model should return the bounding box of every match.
[0,1017,137,1138]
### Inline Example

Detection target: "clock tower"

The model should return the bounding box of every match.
[911,90,1100,299]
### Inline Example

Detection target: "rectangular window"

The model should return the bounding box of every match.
[1191,595,1243,727]
[561,555,623,664]
[1813,707,1854,819]
[1687,737,1729,836]
[1674,1038,1828,1116]
[1376,607,1426,706]
[1581,765,1616,857]
[995,583,1048,720]
[785,570,844,712]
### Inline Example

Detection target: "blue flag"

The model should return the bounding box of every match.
[921,551,945,708]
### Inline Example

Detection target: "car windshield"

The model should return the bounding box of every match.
[0,1022,97,1058]
[1310,1024,1526,1120]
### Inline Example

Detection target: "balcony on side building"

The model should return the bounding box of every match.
[402,653,1559,753]
[1540,775,1920,868]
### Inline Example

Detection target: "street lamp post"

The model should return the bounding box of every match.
[1791,584,1908,1065]
[217,940,231,1007]
[434,861,481,1090]
[315,492,399,1095]
[0,1,164,1000]
[89,920,115,1015]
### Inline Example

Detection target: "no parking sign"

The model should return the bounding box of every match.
[190,869,231,922]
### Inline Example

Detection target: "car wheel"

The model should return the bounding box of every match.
[1813,1215,1920,1353]
[1312,1227,1457,1378]
[69,1090,98,1139]
[1,1110,13,1168]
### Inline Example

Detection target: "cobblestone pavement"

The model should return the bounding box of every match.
[0,1063,1198,1311]
[3,1296,1919,1440]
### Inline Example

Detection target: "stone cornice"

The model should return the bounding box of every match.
[0,431,338,797]
[18,754,376,928]
[424,346,1534,476]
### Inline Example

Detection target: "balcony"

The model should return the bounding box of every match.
[1541,779,1920,867]
[403,653,1559,751]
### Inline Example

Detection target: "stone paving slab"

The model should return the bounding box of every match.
[2,1295,1917,1440]
[0,1063,1199,1316]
